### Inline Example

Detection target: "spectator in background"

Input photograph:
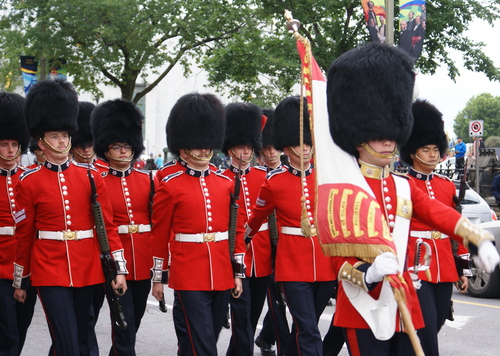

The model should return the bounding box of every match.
[491,173,500,210]
[154,153,163,168]
[454,136,466,173]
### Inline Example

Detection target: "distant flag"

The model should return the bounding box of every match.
[48,59,67,80]
[361,0,387,43]
[20,56,38,94]
[398,0,426,61]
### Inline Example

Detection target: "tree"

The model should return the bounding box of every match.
[203,1,500,106]
[485,136,500,148]
[453,93,500,139]
[0,0,264,102]
[1,0,499,106]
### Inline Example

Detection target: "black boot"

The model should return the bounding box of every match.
[255,336,276,356]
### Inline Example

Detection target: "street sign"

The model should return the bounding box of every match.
[469,120,483,137]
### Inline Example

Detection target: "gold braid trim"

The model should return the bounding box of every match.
[454,216,494,250]
[338,261,369,292]
[320,242,395,264]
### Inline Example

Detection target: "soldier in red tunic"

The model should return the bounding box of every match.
[0,92,35,356]
[26,138,45,169]
[245,96,336,356]
[92,99,152,355]
[399,99,469,356]
[12,79,128,356]
[221,103,272,356]
[254,108,290,356]
[325,43,499,356]
[150,93,245,356]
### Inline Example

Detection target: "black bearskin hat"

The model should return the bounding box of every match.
[399,99,448,166]
[0,92,30,154]
[261,108,275,148]
[166,93,225,156]
[327,43,415,156]
[25,78,79,138]
[273,96,312,152]
[222,102,263,155]
[29,138,40,154]
[91,99,145,162]
[72,101,96,148]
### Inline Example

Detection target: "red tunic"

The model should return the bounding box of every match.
[406,169,466,282]
[0,166,24,279]
[151,167,245,291]
[102,167,152,281]
[14,160,123,287]
[333,164,464,331]
[246,166,335,282]
[221,165,272,278]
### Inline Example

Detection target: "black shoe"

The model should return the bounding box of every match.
[255,336,276,356]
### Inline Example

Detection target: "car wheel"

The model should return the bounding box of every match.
[467,262,500,298]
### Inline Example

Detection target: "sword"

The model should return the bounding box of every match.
[408,237,432,286]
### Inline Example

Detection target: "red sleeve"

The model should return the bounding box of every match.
[150,180,173,269]
[93,171,122,253]
[14,179,36,277]
[247,179,275,236]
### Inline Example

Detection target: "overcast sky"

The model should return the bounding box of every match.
[416,19,500,138]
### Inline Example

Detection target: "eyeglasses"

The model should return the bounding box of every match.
[109,144,133,152]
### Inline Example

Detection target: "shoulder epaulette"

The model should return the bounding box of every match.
[133,168,150,176]
[214,171,233,182]
[158,159,177,171]
[18,166,28,172]
[391,171,410,180]
[19,166,42,180]
[253,165,267,172]
[162,170,183,183]
[73,162,98,172]
[433,172,453,182]
[266,167,287,180]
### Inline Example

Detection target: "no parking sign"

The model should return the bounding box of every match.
[469,120,483,137]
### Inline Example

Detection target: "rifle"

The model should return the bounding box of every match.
[149,170,167,313]
[229,158,245,284]
[457,157,469,203]
[87,167,128,329]
[268,212,285,306]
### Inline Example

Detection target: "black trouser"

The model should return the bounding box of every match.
[108,279,151,356]
[343,328,416,356]
[226,275,271,356]
[282,281,335,356]
[38,285,95,356]
[322,316,345,356]
[415,281,453,356]
[88,283,105,356]
[258,274,289,356]
[173,289,230,356]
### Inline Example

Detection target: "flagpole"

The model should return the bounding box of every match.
[386,0,394,45]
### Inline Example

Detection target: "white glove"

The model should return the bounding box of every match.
[474,241,500,273]
[365,252,399,284]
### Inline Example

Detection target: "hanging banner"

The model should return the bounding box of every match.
[48,59,67,80]
[20,56,38,94]
[361,0,387,44]
[398,0,426,61]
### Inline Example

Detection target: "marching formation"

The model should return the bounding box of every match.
[0,42,499,356]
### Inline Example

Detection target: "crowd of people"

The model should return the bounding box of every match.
[1,42,499,356]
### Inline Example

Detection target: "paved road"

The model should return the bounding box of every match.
[19,286,500,355]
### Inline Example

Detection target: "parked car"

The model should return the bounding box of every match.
[454,180,498,224]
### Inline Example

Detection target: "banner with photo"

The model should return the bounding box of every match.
[20,56,38,94]
[48,59,67,80]
[361,0,387,44]
[398,0,426,61]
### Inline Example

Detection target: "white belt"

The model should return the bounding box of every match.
[258,222,269,232]
[0,226,15,236]
[118,224,151,234]
[410,230,448,240]
[281,226,317,237]
[175,231,228,243]
[38,229,94,241]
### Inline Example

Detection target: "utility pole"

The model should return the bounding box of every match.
[386,0,394,45]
